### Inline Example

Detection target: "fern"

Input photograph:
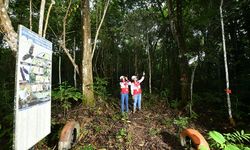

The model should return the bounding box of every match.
[209,130,250,150]
[93,77,110,100]
[52,82,82,116]
[224,130,250,144]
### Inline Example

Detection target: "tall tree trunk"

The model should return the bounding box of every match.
[190,64,197,116]
[43,0,55,38]
[148,50,152,94]
[133,38,139,75]
[92,0,110,77]
[38,0,46,36]
[167,0,190,108]
[59,55,61,84]
[169,47,180,100]
[160,45,166,90]
[82,0,95,106]
[91,0,110,59]
[134,47,138,75]
[29,0,32,30]
[61,0,80,75]
[220,0,235,126]
[73,37,77,88]
[146,34,152,94]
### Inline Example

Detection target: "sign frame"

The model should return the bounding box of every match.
[14,25,52,150]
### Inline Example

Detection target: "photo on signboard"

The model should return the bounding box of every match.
[22,44,34,62]
[18,81,33,109]
[18,37,52,109]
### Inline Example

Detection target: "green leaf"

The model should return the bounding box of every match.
[241,130,244,135]
[209,131,226,145]
[224,144,240,150]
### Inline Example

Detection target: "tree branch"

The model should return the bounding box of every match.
[38,0,46,36]
[0,1,18,51]
[30,0,32,30]
[43,0,55,38]
[59,43,80,75]
[60,0,80,75]
[91,0,110,60]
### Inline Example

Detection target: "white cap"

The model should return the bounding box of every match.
[131,75,137,80]
[120,76,124,80]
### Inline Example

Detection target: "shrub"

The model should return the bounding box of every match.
[208,130,250,150]
[52,82,82,116]
[93,77,110,100]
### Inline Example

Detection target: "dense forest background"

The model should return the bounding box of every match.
[0,0,250,149]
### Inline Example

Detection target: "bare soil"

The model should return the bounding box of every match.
[46,97,214,150]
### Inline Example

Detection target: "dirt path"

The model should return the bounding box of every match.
[126,110,171,150]
[67,103,184,150]
[51,99,188,150]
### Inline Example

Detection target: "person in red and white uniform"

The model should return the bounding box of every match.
[131,72,145,113]
[120,76,131,113]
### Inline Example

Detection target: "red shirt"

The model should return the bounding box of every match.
[120,81,129,94]
[132,81,142,95]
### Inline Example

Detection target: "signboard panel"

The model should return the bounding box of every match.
[14,25,52,150]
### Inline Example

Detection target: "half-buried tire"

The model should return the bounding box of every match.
[58,120,80,150]
[180,128,210,150]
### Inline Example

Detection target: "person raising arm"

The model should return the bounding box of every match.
[131,72,145,113]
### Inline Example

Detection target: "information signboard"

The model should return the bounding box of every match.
[14,25,52,150]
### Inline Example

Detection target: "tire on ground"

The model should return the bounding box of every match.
[180,128,210,150]
[58,120,80,150]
